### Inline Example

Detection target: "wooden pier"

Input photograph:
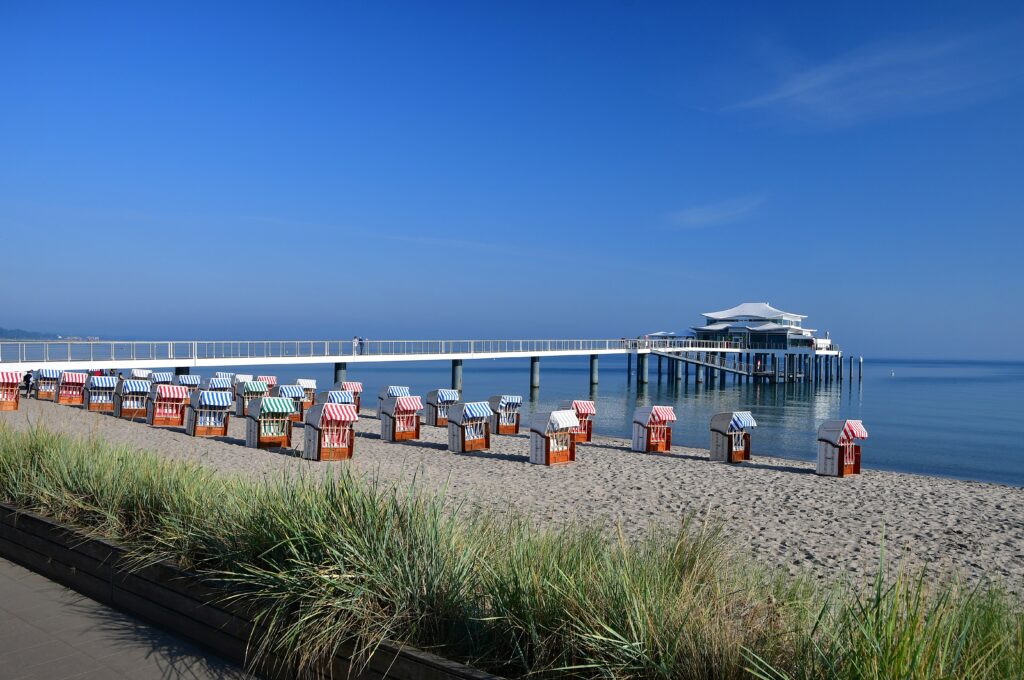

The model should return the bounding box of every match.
[0,337,861,391]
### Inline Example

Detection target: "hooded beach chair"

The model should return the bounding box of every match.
[244,397,295,450]
[529,410,579,465]
[185,390,233,437]
[146,384,190,427]
[631,406,676,453]
[816,420,868,477]
[0,372,21,411]
[426,388,461,427]
[380,395,422,442]
[447,402,493,453]
[84,375,118,412]
[303,403,359,460]
[114,379,151,419]
[710,411,757,463]
[55,372,88,405]
[488,395,523,435]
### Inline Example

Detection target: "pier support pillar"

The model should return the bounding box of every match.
[530,356,540,389]
[859,356,863,381]
[627,352,632,376]
[589,354,599,385]
[674,357,683,382]
[637,353,649,385]
[684,361,689,383]
[657,355,663,380]
[174,366,189,376]
[333,362,347,384]
[451,359,463,392]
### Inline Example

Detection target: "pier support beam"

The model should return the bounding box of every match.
[859,356,863,381]
[675,357,683,382]
[589,354,599,385]
[530,356,540,389]
[451,359,463,392]
[637,353,649,385]
[174,367,189,376]
[333,362,347,384]
[627,353,632,376]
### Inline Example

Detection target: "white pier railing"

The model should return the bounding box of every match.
[0,337,745,369]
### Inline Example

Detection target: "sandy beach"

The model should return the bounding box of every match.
[3,398,1022,594]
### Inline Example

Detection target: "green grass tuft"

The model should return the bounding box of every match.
[0,423,1020,679]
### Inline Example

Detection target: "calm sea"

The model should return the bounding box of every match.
[202,357,1024,487]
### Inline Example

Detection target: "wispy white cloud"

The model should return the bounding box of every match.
[668,194,765,229]
[728,25,1024,126]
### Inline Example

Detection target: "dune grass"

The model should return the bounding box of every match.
[0,423,1020,679]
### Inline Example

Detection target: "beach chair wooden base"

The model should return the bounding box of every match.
[0,399,19,411]
[36,390,55,401]
[496,420,520,435]
[461,435,489,452]
[87,402,114,413]
[317,444,354,461]
[392,428,419,442]
[256,435,290,449]
[644,429,672,453]
[543,440,576,466]
[151,415,185,427]
[287,412,302,423]
[119,408,147,420]
[56,396,84,406]
[193,424,229,437]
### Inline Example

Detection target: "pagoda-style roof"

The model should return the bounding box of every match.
[702,302,806,322]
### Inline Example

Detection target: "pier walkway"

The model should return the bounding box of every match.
[0,337,852,389]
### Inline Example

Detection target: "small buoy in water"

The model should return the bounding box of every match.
[891,370,895,377]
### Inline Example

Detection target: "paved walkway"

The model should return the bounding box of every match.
[0,557,253,680]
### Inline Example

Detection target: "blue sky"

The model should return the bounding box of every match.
[2,1,1022,358]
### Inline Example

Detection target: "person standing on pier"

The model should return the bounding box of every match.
[353,336,359,355]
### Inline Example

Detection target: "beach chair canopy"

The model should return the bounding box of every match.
[382,395,422,414]
[817,420,868,446]
[207,378,232,390]
[532,410,580,435]
[154,384,189,400]
[340,381,363,393]
[122,380,151,394]
[256,397,295,416]
[150,372,173,383]
[278,385,306,399]
[242,381,268,393]
[567,400,596,416]
[195,390,233,408]
[710,411,757,434]
[234,374,254,384]
[489,395,523,410]
[177,374,201,386]
[0,372,22,385]
[634,406,677,426]
[428,389,460,404]
[60,372,88,384]
[87,375,118,389]
[296,378,317,389]
[38,369,62,379]
[378,385,411,399]
[323,403,359,422]
[327,390,355,404]
[130,369,152,379]
[257,375,277,387]
[304,402,359,427]
[214,372,234,380]
[448,402,493,424]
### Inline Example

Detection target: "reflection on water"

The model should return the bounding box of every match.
[198,356,1024,487]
